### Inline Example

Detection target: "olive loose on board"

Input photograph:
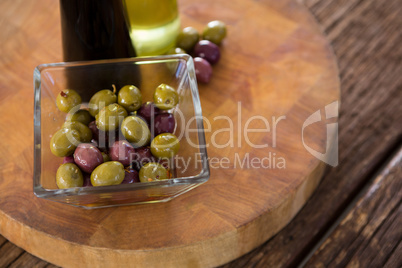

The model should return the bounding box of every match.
[118,85,142,112]
[56,163,84,189]
[56,89,82,113]
[194,57,213,83]
[194,40,221,65]
[91,161,125,186]
[96,103,128,131]
[88,89,117,117]
[176,26,200,52]
[202,20,227,45]
[139,162,168,182]
[150,133,180,158]
[153,84,179,110]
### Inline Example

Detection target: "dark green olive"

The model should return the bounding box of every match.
[101,152,110,162]
[56,163,84,189]
[96,103,128,131]
[118,85,142,112]
[121,116,151,147]
[139,162,168,182]
[62,121,92,143]
[165,48,186,73]
[150,133,180,158]
[153,84,179,110]
[88,89,117,117]
[176,27,199,52]
[90,161,125,186]
[50,128,80,157]
[56,89,82,113]
[66,109,92,126]
[202,20,227,45]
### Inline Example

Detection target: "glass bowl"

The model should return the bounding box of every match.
[33,55,210,208]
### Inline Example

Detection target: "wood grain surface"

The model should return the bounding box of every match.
[1,0,401,267]
[0,0,340,266]
[306,147,402,267]
[222,0,402,267]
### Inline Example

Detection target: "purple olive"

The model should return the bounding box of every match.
[122,168,140,184]
[82,173,92,187]
[193,40,220,64]
[74,143,104,173]
[88,121,99,138]
[137,102,160,124]
[194,57,213,83]
[153,113,176,136]
[131,146,155,170]
[89,120,108,150]
[109,140,136,166]
[63,156,74,164]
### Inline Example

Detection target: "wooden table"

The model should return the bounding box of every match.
[0,0,401,267]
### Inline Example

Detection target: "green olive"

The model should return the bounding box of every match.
[153,84,179,110]
[66,109,92,126]
[139,162,168,182]
[88,89,117,117]
[150,133,180,158]
[165,48,186,73]
[202,20,227,45]
[121,116,151,147]
[56,89,82,113]
[96,103,127,131]
[62,121,92,143]
[176,27,199,52]
[56,163,84,189]
[90,161,125,186]
[101,152,110,162]
[117,85,142,112]
[50,128,80,157]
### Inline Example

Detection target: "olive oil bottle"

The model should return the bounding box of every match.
[122,0,180,56]
[59,0,136,61]
[59,0,140,99]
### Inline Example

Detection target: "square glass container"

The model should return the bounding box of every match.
[33,55,210,208]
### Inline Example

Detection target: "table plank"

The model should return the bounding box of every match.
[7,252,55,268]
[384,242,402,268]
[223,0,402,266]
[306,147,402,267]
[0,241,24,267]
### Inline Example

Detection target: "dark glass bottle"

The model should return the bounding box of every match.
[59,0,140,101]
[59,0,136,61]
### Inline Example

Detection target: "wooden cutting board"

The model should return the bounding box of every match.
[0,0,339,267]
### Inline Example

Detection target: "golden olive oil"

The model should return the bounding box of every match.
[123,0,180,56]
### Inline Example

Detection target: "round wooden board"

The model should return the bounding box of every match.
[0,0,340,267]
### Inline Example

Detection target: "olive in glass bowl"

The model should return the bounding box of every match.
[33,55,210,208]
